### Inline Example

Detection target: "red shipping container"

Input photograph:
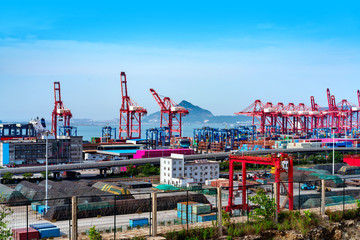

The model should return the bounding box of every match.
[12,228,39,240]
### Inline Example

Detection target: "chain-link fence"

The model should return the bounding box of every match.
[3,176,360,239]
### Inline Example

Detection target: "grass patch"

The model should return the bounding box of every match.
[326,208,360,222]
[225,210,320,237]
[163,227,218,240]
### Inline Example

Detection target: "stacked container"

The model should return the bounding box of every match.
[29,223,60,239]
[177,201,215,224]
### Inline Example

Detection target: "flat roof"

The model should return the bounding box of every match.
[97,149,138,156]
[186,161,219,165]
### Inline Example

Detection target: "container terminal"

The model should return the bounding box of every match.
[1,74,360,239]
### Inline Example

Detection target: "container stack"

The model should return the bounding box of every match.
[13,223,61,240]
[198,142,210,151]
[210,142,223,152]
[177,201,216,224]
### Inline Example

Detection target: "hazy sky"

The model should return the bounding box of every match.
[1,1,360,121]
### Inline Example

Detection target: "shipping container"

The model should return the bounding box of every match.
[197,213,217,222]
[129,218,149,228]
[30,223,56,230]
[37,227,60,239]
[37,205,50,215]
[192,204,211,215]
[12,228,39,240]
[31,202,41,212]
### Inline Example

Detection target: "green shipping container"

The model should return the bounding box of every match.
[192,204,211,215]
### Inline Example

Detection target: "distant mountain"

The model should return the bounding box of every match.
[143,100,251,124]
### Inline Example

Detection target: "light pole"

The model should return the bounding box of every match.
[42,131,50,212]
[332,127,336,175]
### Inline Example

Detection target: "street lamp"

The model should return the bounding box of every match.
[331,127,336,175]
[41,130,50,212]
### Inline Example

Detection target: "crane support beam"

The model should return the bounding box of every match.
[119,72,147,139]
[51,82,72,137]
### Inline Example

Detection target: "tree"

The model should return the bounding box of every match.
[248,189,276,222]
[126,165,138,177]
[0,194,13,239]
[22,173,33,180]
[138,163,160,176]
[2,172,13,183]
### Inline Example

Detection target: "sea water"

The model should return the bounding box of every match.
[74,123,238,141]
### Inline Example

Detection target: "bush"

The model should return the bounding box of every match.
[22,173,33,180]
[2,172,13,182]
[0,194,13,240]
[89,226,102,240]
[248,189,276,222]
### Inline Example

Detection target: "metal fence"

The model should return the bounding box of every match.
[3,176,360,239]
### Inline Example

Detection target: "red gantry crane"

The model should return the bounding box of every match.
[236,89,359,136]
[119,72,147,139]
[149,89,189,137]
[51,82,72,137]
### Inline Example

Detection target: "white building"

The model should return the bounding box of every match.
[160,154,219,186]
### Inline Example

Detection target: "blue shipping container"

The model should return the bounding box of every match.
[38,227,61,238]
[198,213,217,222]
[31,202,41,212]
[38,205,50,215]
[30,223,56,230]
[187,204,201,213]
[129,218,149,228]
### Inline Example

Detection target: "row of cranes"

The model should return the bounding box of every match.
[236,88,360,136]
[51,75,359,140]
[51,73,189,140]
[119,72,189,139]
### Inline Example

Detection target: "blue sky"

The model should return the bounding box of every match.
[1,1,360,121]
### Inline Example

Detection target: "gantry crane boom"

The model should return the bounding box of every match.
[119,72,147,139]
[149,88,189,137]
[149,89,167,110]
[51,82,72,137]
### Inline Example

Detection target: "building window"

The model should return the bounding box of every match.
[185,167,187,170]
[179,167,182,171]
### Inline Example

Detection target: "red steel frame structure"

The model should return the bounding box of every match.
[51,82,72,137]
[236,89,360,135]
[119,72,147,139]
[149,88,189,137]
[226,153,293,212]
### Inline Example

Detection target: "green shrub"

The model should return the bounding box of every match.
[0,194,13,240]
[89,226,102,240]
[248,189,276,222]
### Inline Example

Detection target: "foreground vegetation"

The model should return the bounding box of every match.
[162,189,320,240]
